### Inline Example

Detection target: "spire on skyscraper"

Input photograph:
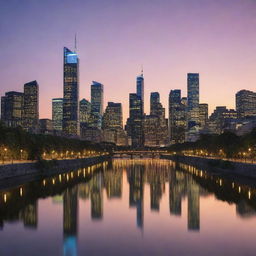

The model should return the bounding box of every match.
[75,33,77,52]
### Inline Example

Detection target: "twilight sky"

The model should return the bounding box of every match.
[1,0,256,122]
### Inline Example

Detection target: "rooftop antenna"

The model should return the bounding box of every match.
[141,65,143,76]
[74,33,77,52]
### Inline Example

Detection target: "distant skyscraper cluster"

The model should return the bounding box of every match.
[2,45,256,146]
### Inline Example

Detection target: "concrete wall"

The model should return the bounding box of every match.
[161,154,256,179]
[0,155,110,181]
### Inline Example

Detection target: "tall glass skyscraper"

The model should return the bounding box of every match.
[63,47,79,137]
[136,71,144,114]
[127,93,144,147]
[52,98,63,132]
[1,91,24,128]
[23,80,39,132]
[169,89,186,144]
[102,102,123,130]
[150,92,160,115]
[236,90,256,118]
[187,73,199,129]
[91,81,104,128]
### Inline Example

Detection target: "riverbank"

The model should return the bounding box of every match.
[0,155,111,189]
[161,154,256,180]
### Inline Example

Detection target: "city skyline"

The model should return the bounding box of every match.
[1,0,256,122]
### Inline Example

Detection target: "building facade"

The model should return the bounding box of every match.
[91,81,104,128]
[52,98,63,132]
[199,103,208,128]
[187,73,199,129]
[1,91,24,128]
[136,71,144,114]
[169,90,186,144]
[63,47,79,137]
[80,99,91,126]
[23,80,39,132]
[236,90,256,118]
[127,93,144,148]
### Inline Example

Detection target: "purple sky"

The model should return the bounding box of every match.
[1,0,256,121]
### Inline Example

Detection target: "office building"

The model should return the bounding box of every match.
[127,93,144,147]
[102,102,123,130]
[63,47,79,137]
[90,81,104,128]
[23,80,39,132]
[236,90,256,118]
[187,73,199,129]
[52,98,63,132]
[150,92,160,115]
[169,90,186,144]
[136,70,144,114]
[80,98,91,127]
[199,103,208,128]
[39,119,53,134]
[1,91,23,128]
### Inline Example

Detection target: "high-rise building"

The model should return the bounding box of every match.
[80,99,91,126]
[169,90,186,144]
[208,106,237,134]
[102,102,123,130]
[187,73,199,129]
[91,81,104,128]
[144,93,168,147]
[150,92,160,115]
[39,118,53,134]
[91,81,104,116]
[102,102,127,146]
[52,98,63,132]
[136,70,144,114]
[127,93,144,147]
[199,103,208,128]
[23,80,39,132]
[63,47,79,137]
[236,90,256,118]
[1,91,23,128]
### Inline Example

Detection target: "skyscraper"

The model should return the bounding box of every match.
[169,90,186,144]
[23,80,39,132]
[79,99,91,126]
[199,103,208,128]
[63,47,79,137]
[102,102,127,145]
[144,93,169,147]
[127,93,144,147]
[150,92,160,115]
[187,73,199,129]
[52,98,63,132]
[102,102,123,130]
[236,90,256,118]
[91,81,104,128]
[136,70,144,114]
[1,91,23,128]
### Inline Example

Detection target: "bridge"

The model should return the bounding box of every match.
[113,150,168,158]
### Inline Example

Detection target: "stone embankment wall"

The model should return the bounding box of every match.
[0,155,110,181]
[161,155,256,179]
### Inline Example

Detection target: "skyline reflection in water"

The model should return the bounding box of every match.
[0,159,256,256]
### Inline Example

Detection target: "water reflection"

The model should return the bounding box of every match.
[0,159,256,255]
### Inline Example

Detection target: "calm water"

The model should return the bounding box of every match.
[0,158,256,256]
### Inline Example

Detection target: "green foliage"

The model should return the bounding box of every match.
[0,122,110,160]
[168,129,256,159]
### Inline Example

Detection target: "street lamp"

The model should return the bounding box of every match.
[20,149,23,161]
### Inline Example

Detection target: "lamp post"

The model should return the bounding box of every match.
[20,149,23,161]
[4,148,8,164]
